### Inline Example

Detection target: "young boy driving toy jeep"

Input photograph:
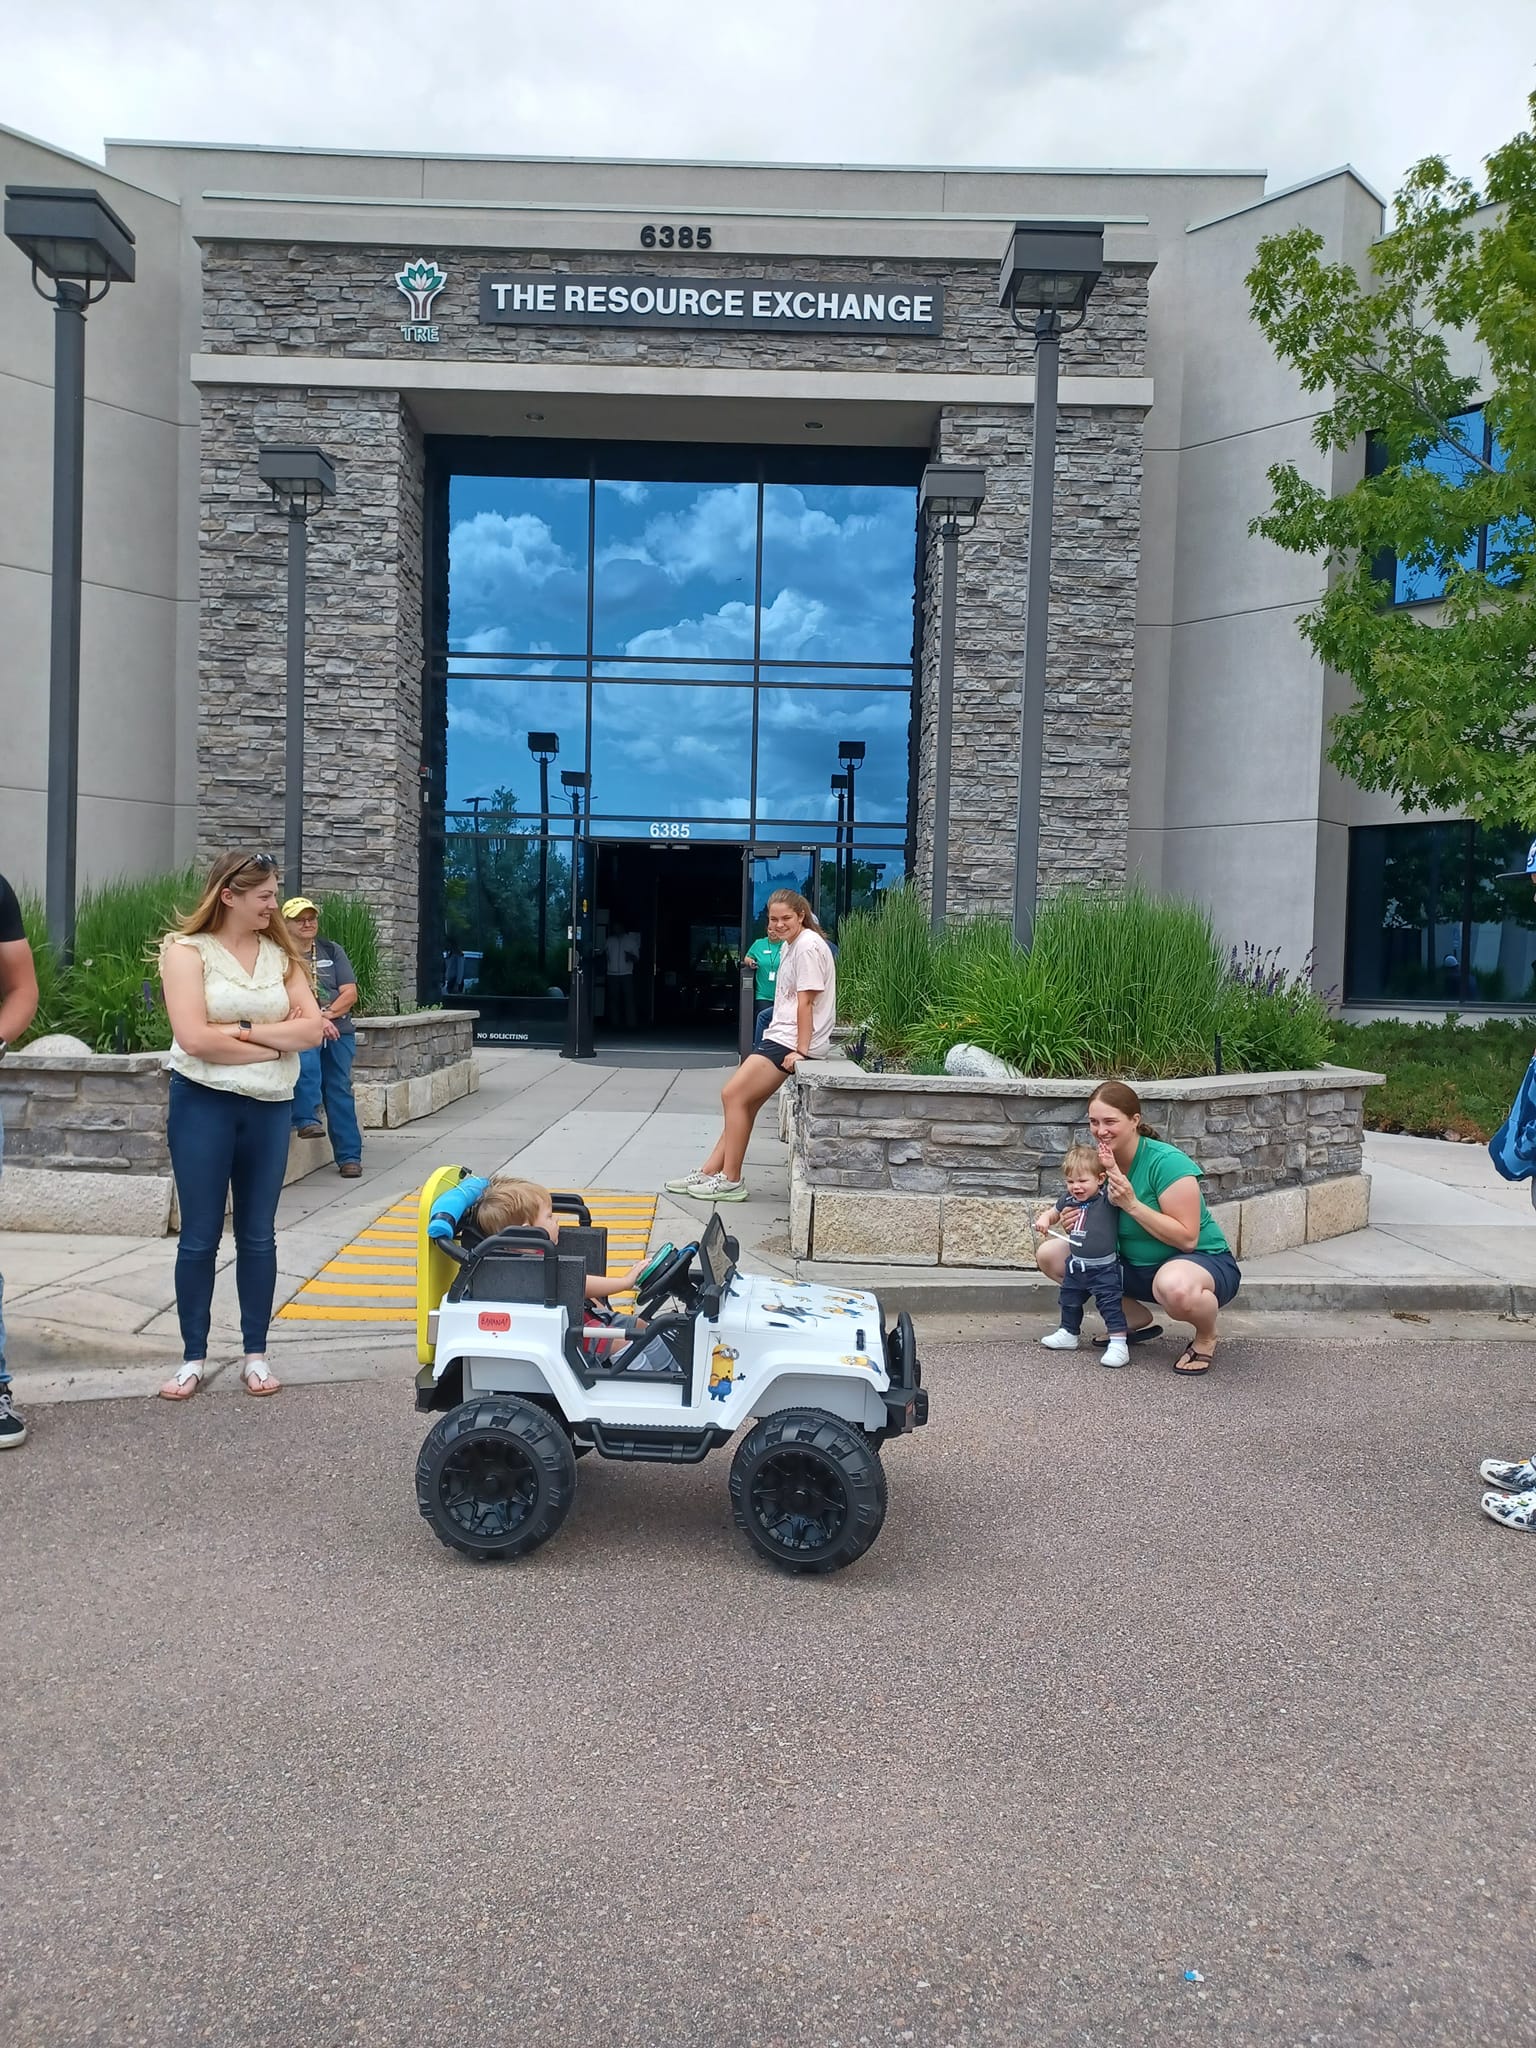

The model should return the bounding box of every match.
[429,1173,643,1302]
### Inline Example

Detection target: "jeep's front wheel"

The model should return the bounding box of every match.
[729,1408,887,1574]
[416,1397,577,1561]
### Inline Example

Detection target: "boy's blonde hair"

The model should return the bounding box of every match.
[473,1177,552,1236]
[1061,1143,1106,1182]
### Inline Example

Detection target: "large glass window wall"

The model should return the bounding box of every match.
[428,443,921,1011]
[1345,821,1536,1006]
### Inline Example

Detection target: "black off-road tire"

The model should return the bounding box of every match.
[416,1397,578,1561]
[728,1407,887,1574]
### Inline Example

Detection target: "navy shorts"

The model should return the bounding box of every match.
[1121,1250,1242,1308]
[751,1039,795,1072]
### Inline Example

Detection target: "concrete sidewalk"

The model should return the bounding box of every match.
[4,1049,1534,1400]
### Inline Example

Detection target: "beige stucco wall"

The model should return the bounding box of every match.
[0,123,198,897]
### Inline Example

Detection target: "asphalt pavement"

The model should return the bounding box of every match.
[8,1327,1536,2047]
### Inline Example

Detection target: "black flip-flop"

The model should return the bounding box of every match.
[1172,1344,1214,1376]
[1092,1324,1162,1347]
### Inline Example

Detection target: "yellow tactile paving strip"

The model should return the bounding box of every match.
[276,1190,658,1324]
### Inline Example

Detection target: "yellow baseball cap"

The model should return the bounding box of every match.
[282,896,319,919]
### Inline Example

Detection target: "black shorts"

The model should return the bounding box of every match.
[751,1039,795,1072]
[1121,1250,1242,1308]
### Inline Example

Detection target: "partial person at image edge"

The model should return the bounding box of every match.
[0,868,41,1448]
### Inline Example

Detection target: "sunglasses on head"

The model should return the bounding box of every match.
[234,853,278,875]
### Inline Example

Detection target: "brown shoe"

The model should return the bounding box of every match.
[296,1123,324,1139]
[338,1160,363,1178]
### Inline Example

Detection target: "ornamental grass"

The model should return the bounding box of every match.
[839,883,1335,1078]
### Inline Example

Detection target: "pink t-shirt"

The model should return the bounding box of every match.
[762,929,837,1057]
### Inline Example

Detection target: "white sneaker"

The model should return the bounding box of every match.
[1101,1339,1130,1368]
[691,1174,748,1202]
[1039,1328,1079,1350]
[663,1169,710,1194]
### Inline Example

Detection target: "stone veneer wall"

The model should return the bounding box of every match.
[198,243,1152,929]
[198,386,425,970]
[914,404,1145,912]
[201,244,1148,377]
[785,1064,1381,1266]
[0,1054,171,1175]
[351,1010,478,1129]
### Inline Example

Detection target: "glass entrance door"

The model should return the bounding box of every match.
[744,844,821,935]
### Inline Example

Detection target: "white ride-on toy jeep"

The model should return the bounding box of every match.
[411,1167,928,1574]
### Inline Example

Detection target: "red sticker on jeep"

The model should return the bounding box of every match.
[477,1311,511,1332]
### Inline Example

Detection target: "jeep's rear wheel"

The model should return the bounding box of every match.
[416,1397,577,1560]
[729,1408,887,1574]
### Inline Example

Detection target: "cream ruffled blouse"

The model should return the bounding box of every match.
[163,933,300,1100]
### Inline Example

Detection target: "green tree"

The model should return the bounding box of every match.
[1246,93,1536,823]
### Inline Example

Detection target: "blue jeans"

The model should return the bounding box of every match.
[752,1004,773,1050]
[291,1034,362,1164]
[169,1074,292,1362]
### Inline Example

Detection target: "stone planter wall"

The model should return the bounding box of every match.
[0,1016,478,1231]
[351,1010,478,1128]
[785,1063,1383,1267]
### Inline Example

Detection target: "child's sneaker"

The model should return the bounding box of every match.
[0,1385,26,1449]
[692,1175,748,1202]
[1478,1454,1536,1491]
[1039,1328,1079,1350]
[1101,1339,1130,1368]
[1481,1488,1536,1531]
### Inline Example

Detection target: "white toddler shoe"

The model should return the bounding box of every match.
[1101,1338,1130,1368]
[1039,1328,1079,1350]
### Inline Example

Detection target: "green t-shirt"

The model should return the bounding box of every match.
[745,936,783,1001]
[1117,1136,1230,1268]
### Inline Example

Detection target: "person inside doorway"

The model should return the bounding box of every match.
[605,923,641,1030]
[744,923,783,1050]
[665,890,835,1203]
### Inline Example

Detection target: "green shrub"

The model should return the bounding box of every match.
[315,892,398,1015]
[838,882,1335,1079]
[1330,1015,1533,1141]
[1031,886,1228,1077]
[16,894,63,1043]
[836,883,937,1056]
[1218,945,1335,1073]
[18,870,196,1052]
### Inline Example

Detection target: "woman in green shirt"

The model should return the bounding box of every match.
[1062,1079,1241,1376]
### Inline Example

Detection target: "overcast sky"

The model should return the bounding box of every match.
[4,0,1532,200]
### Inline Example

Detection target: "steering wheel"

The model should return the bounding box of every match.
[634,1240,698,1314]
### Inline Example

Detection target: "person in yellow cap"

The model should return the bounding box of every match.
[283,896,363,1177]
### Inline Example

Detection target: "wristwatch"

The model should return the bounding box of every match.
[0,1037,9,1059]
[238,1018,253,1040]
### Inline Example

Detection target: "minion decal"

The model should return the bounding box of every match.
[762,1297,821,1326]
[708,1338,740,1401]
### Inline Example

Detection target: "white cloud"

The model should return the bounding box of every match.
[1,0,1528,204]
[450,509,574,602]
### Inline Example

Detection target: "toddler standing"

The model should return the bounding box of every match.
[1035,1143,1130,1368]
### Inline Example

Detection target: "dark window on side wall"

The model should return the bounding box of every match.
[1345,821,1536,1004]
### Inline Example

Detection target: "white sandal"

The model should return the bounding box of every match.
[241,1358,281,1396]
[158,1361,203,1401]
